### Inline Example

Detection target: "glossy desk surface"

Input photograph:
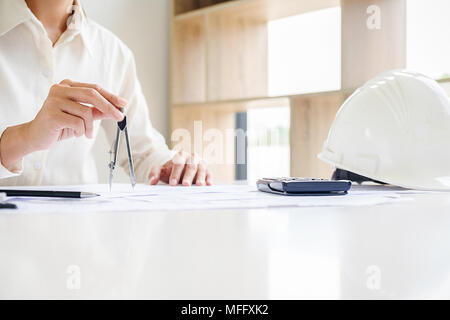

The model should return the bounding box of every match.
[1,190,450,299]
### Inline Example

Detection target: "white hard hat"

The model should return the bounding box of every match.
[318,70,450,191]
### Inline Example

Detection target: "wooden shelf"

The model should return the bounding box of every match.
[171,89,347,108]
[174,0,233,16]
[174,0,339,21]
[171,0,342,106]
[174,0,239,19]
[170,0,409,181]
[171,1,270,104]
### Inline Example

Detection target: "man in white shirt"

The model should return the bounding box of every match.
[0,0,212,186]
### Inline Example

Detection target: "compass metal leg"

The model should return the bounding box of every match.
[123,127,136,188]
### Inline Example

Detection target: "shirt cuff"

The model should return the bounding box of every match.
[0,127,24,179]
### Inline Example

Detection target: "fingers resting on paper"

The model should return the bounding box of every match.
[148,151,213,187]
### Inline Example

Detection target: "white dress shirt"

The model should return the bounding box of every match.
[0,0,173,185]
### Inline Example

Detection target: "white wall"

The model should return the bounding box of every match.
[82,0,170,183]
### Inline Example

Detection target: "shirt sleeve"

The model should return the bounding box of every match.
[0,126,24,179]
[100,50,174,183]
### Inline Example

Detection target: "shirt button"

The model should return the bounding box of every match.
[42,67,51,78]
[33,162,42,171]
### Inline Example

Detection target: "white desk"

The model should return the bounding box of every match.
[1,191,450,299]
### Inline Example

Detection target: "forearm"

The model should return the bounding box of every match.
[0,122,33,170]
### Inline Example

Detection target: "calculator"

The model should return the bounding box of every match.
[257,178,352,196]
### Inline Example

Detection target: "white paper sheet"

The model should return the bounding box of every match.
[0,183,416,213]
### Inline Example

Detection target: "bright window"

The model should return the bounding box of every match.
[407,0,450,79]
[268,7,341,97]
[247,106,290,183]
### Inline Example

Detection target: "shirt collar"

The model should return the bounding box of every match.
[65,0,94,57]
[0,0,93,56]
[0,0,34,37]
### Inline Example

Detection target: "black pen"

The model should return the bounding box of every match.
[0,190,99,199]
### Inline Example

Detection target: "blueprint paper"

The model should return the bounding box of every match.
[0,183,417,213]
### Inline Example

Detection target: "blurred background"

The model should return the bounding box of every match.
[84,0,450,184]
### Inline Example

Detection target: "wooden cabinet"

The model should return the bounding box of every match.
[169,0,408,182]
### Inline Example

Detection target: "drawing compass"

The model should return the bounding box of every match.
[108,108,136,191]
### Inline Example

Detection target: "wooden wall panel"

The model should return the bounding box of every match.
[172,16,207,104]
[341,0,407,89]
[207,6,268,101]
[290,93,343,178]
[171,105,237,182]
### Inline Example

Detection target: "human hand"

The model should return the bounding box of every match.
[26,79,126,151]
[148,151,213,186]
